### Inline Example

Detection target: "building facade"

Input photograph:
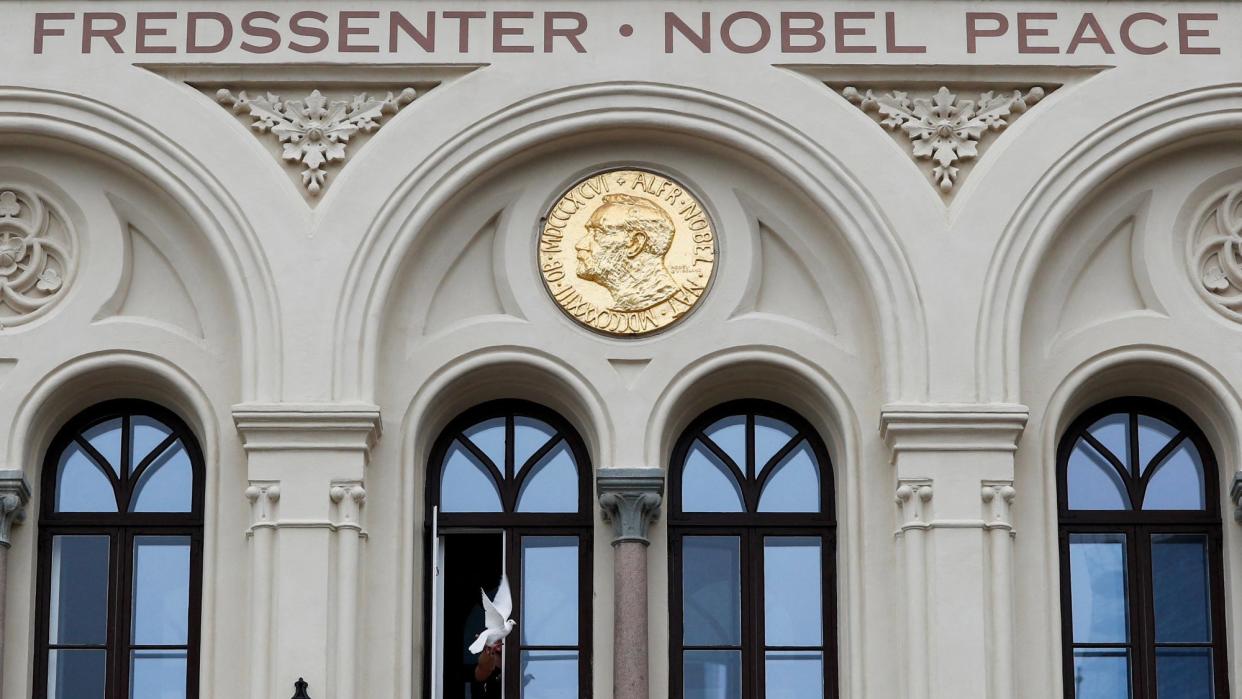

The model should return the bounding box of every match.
[0,2,1241,698]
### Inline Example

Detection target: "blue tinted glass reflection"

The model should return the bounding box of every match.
[130,649,187,699]
[1070,534,1129,644]
[520,650,578,699]
[132,537,190,645]
[703,415,746,468]
[764,537,822,646]
[684,650,741,699]
[681,441,744,512]
[56,443,117,513]
[439,441,502,512]
[130,416,173,473]
[514,416,557,472]
[1144,442,1206,510]
[50,535,110,644]
[48,649,106,699]
[130,442,192,512]
[515,441,577,513]
[1087,413,1131,471]
[766,651,824,699]
[683,537,741,646]
[1151,534,1211,643]
[462,417,505,470]
[1136,416,1178,475]
[82,418,122,476]
[757,442,819,512]
[1073,648,1131,699]
[521,537,578,645]
[754,416,797,473]
[1067,439,1130,511]
[1156,648,1213,699]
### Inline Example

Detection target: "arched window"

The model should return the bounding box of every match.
[669,400,836,699]
[1058,398,1229,699]
[36,400,204,699]
[426,400,592,699]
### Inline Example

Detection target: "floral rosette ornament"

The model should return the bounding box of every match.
[1190,186,1242,322]
[217,87,417,195]
[0,187,74,328]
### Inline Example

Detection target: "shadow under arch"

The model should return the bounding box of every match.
[0,87,282,401]
[335,81,928,404]
[980,85,1242,403]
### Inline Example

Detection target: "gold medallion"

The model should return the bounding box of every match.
[538,168,717,336]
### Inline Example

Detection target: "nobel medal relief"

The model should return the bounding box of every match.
[539,169,717,336]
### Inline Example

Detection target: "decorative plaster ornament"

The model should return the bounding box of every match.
[216,87,416,195]
[0,186,75,328]
[1189,185,1242,323]
[538,168,716,337]
[843,85,1045,192]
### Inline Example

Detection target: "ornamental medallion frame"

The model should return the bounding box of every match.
[537,166,718,338]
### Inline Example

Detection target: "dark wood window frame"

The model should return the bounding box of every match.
[1057,397,1230,699]
[424,399,593,699]
[35,399,205,699]
[668,399,838,699]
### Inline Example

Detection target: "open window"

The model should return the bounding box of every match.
[426,401,592,699]
[1058,397,1230,698]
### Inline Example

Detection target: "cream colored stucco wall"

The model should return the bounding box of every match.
[0,2,1240,698]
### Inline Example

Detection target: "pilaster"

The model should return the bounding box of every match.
[597,468,664,699]
[233,403,381,699]
[0,471,29,694]
[881,404,1027,699]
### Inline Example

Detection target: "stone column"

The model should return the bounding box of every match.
[597,468,664,699]
[881,405,1026,699]
[0,471,30,694]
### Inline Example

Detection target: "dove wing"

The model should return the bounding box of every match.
[467,629,491,655]
[481,588,506,631]
[492,574,513,620]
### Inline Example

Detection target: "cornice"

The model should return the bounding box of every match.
[881,403,1028,459]
[232,402,382,457]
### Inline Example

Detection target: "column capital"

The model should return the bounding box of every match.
[1231,472,1242,524]
[597,468,664,546]
[0,470,31,548]
[232,402,382,461]
[880,403,1028,462]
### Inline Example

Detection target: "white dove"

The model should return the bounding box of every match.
[468,574,516,654]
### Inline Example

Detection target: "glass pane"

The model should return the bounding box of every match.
[1069,533,1129,644]
[439,441,502,512]
[521,536,578,645]
[48,649,106,699]
[132,537,190,645]
[514,416,557,472]
[681,441,744,512]
[515,441,577,512]
[55,442,117,512]
[1137,416,1178,474]
[1151,534,1211,643]
[1144,441,1206,510]
[683,536,741,646]
[520,650,578,699]
[130,442,193,513]
[766,651,824,699]
[704,415,746,468]
[1072,648,1131,699]
[757,441,819,512]
[462,417,505,470]
[50,535,110,644]
[1156,647,1213,699]
[764,537,822,646]
[82,418,122,476]
[1067,439,1130,510]
[1087,413,1131,471]
[754,416,797,473]
[130,649,187,699]
[130,416,173,472]
[684,650,741,699]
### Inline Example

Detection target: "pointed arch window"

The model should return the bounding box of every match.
[426,401,592,699]
[669,400,837,699]
[1058,398,1229,699]
[36,400,204,699]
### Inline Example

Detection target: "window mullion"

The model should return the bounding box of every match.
[1132,526,1154,699]
[748,529,763,699]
